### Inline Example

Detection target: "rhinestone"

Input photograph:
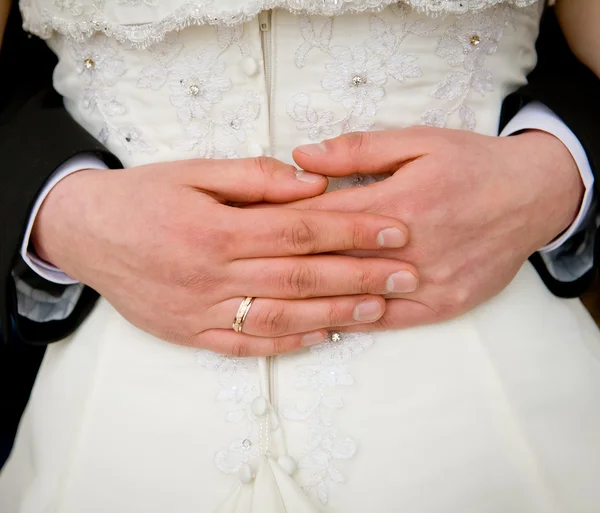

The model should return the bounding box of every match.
[83,58,95,70]
[351,75,365,86]
[188,84,200,96]
[330,332,342,343]
[230,119,241,130]
[125,135,132,142]
[470,35,481,46]
[241,439,252,450]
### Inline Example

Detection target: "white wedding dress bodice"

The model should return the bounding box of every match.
[3,2,600,513]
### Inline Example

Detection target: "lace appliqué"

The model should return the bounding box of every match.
[52,0,103,18]
[137,27,259,158]
[22,0,540,49]
[288,9,435,140]
[68,35,157,153]
[282,332,375,505]
[116,0,158,6]
[422,5,515,130]
[195,350,262,475]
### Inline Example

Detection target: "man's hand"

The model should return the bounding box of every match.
[291,126,584,331]
[32,157,415,355]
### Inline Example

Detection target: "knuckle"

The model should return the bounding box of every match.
[253,156,278,177]
[428,265,453,287]
[356,268,375,293]
[284,264,319,298]
[230,341,251,358]
[352,222,370,250]
[374,313,395,331]
[270,337,291,355]
[451,286,471,311]
[436,287,469,319]
[171,266,224,292]
[179,221,234,255]
[344,131,369,159]
[284,219,318,254]
[254,303,290,336]
[327,301,344,326]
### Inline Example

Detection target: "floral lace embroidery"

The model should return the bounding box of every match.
[68,35,157,153]
[195,350,261,475]
[288,8,436,140]
[168,46,232,124]
[116,0,158,6]
[282,332,375,505]
[52,0,103,18]
[422,4,517,130]
[137,27,260,157]
[22,0,539,49]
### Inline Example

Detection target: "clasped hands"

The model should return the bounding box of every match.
[33,126,583,356]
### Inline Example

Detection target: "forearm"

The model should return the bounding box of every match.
[499,9,600,297]
[0,4,120,343]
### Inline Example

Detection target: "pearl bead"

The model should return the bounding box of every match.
[251,396,268,417]
[277,456,297,476]
[239,463,254,484]
[241,56,259,77]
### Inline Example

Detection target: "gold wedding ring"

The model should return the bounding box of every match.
[233,297,255,333]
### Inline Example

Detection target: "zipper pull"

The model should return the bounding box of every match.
[259,11,271,32]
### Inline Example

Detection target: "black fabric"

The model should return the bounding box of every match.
[0,1,120,345]
[500,9,600,297]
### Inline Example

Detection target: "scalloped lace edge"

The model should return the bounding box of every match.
[20,0,540,49]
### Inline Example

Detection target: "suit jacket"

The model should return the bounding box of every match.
[0,4,599,347]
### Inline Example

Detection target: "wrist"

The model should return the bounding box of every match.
[31,168,101,268]
[507,130,584,249]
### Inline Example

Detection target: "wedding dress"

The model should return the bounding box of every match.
[3,1,600,512]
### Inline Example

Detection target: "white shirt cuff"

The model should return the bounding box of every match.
[20,154,108,285]
[500,101,595,253]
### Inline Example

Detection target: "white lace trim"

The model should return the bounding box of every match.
[195,350,262,476]
[21,0,540,49]
[282,332,375,505]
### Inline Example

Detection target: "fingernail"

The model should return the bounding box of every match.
[377,228,407,248]
[295,169,324,183]
[386,271,418,293]
[302,331,327,347]
[296,142,327,156]
[353,299,383,322]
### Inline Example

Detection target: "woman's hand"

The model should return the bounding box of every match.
[32,157,415,355]
[556,0,600,79]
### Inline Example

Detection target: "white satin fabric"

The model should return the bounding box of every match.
[3,2,600,512]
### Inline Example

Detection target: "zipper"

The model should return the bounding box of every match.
[259,11,277,434]
[259,10,274,154]
[259,10,272,95]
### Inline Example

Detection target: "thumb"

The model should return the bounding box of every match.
[292,129,427,177]
[180,156,328,204]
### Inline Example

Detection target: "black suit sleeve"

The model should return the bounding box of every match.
[0,2,120,345]
[500,8,600,298]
